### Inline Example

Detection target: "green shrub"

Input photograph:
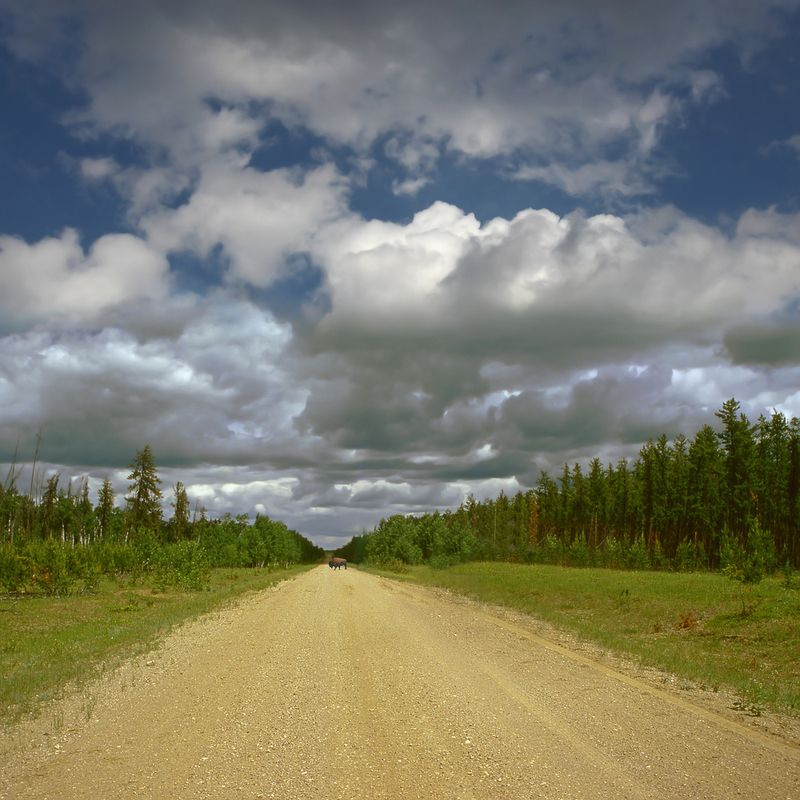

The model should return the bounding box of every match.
[674,540,706,572]
[130,528,161,581]
[722,518,775,613]
[93,541,136,576]
[539,534,564,565]
[26,538,76,596]
[599,537,623,569]
[626,535,651,570]
[650,538,668,570]
[0,543,26,592]
[72,546,102,593]
[154,541,211,591]
[566,533,591,567]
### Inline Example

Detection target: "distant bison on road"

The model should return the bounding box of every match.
[329,557,347,570]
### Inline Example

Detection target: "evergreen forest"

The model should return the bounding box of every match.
[0,444,324,595]
[337,399,800,574]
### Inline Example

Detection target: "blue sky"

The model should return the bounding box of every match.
[1,0,800,546]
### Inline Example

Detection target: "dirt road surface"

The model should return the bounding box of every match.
[2,566,798,799]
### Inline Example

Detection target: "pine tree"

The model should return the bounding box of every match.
[715,398,754,542]
[753,411,791,557]
[570,463,589,543]
[528,492,539,548]
[651,435,672,551]
[607,458,631,543]
[634,442,655,547]
[534,471,559,540]
[587,457,605,548]
[559,464,572,537]
[40,474,60,539]
[76,478,93,544]
[506,491,529,554]
[171,481,191,541]
[668,434,690,547]
[97,479,115,540]
[125,445,163,538]
[687,424,723,562]
[788,418,800,566]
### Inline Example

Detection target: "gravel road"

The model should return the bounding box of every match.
[2,566,798,799]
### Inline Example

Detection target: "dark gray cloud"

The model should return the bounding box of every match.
[723,322,800,365]
[494,366,703,451]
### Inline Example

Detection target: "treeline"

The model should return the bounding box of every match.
[339,399,799,572]
[0,445,324,594]
[336,513,475,571]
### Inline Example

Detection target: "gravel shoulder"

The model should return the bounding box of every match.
[1,566,798,800]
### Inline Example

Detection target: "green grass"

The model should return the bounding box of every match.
[0,565,314,724]
[369,562,800,714]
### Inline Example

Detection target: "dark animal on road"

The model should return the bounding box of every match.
[329,557,347,570]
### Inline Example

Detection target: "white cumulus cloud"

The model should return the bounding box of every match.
[0,229,170,328]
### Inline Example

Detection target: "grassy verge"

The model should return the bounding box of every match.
[0,565,314,725]
[368,562,800,715]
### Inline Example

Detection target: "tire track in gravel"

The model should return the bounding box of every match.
[1,566,798,800]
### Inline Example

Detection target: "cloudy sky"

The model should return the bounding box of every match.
[1,1,800,547]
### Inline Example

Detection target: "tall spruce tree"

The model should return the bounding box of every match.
[687,424,723,561]
[587,457,606,548]
[125,445,162,538]
[788,418,800,565]
[534,471,559,541]
[607,458,631,542]
[668,434,690,549]
[76,478,93,544]
[40,474,60,539]
[753,411,791,553]
[97,479,115,540]
[171,481,191,541]
[715,398,754,542]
